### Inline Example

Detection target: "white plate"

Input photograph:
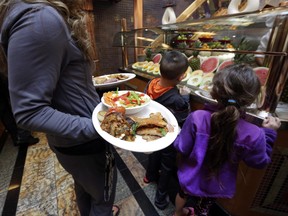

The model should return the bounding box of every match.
[93,73,136,88]
[194,90,217,103]
[92,101,179,153]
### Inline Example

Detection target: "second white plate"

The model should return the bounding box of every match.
[93,73,136,88]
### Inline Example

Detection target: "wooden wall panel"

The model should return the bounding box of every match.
[82,0,99,75]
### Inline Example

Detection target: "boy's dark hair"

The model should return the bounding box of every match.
[205,64,261,174]
[160,50,188,80]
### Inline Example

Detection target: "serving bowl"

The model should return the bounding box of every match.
[101,90,151,115]
[218,39,231,44]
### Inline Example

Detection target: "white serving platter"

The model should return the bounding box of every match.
[92,101,179,152]
[93,73,136,88]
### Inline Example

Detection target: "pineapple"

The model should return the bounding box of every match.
[145,48,153,62]
[189,40,201,71]
[189,52,200,71]
[233,37,254,64]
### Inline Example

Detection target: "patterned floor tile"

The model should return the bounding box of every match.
[2,132,176,216]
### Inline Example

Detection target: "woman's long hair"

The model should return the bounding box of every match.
[0,0,93,75]
[205,64,261,174]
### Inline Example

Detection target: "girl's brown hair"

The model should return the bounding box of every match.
[205,64,261,174]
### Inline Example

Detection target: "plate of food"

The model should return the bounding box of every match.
[92,73,136,88]
[101,90,151,115]
[92,101,179,153]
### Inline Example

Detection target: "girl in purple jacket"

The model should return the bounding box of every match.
[173,64,281,216]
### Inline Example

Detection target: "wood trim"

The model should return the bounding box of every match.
[121,18,128,68]
[134,0,143,61]
[134,0,143,29]
[148,0,206,50]
[82,0,94,11]
[176,0,208,22]
[82,0,99,75]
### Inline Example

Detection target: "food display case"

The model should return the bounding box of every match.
[113,5,288,216]
[113,6,288,123]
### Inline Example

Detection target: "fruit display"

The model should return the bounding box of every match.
[218,36,231,44]
[198,34,214,43]
[132,52,234,90]
[152,53,162,64]
[187,74,203,87]
[171,33,234,51]
[182,66,193,82]
[217,59,234,72]
[200,57,219,73]
[182,56,235,90]
[200,53,235,64]
[198,41,234,59]
[184,69,214,89]
[253,67,269,86]
[130,38,271,98]
[174,37,235,68]
[188,40,201,71]
[132,61,160,75]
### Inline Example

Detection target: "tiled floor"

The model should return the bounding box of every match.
[0,132,227,216]
[0,132,177,216]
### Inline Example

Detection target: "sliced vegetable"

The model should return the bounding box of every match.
[130,91,140,105]
[160,128,167,136]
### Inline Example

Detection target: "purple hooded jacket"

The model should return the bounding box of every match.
[174,109,277,198]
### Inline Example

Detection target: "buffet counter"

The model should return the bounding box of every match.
[114,6,288,215]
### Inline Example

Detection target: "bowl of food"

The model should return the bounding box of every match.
[218,36,231,44]
[198,37,214,43]
[101,90,151,115]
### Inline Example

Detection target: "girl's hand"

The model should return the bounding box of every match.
[262,116,281,130]
[179,86,191,95]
